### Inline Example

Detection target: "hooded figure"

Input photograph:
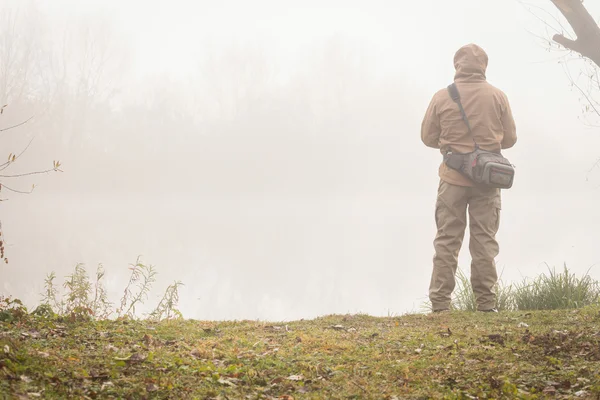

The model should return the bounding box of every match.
[420,44,517,312]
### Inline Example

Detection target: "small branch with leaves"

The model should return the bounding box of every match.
[0,107,63,264]
[0,159,62,198]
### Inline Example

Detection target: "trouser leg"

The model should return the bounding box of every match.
[429,180,468,311]
[468,186,501,311]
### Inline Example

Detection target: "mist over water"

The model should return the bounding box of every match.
[2,0,600,321]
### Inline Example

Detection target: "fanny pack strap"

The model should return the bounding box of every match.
[447,83,478,150]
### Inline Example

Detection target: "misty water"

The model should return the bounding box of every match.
[2,0,600,321]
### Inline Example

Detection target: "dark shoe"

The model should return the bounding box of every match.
[432,308,450,313]
[479,308,498,313]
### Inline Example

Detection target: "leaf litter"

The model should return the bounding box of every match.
[1,308,600,398]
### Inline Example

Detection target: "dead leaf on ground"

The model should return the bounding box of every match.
[218,378,237,387]
[543,386,557,394]
[143,334,154,346]
[105,344,119,352]
[439,328,452,337]
[485,334,505,346]
[264,325,283,331]
[147,383,159,392]
[270,377,285,385]
[129,353,146,362]
[114,353,145,363]
[190,349,205,359]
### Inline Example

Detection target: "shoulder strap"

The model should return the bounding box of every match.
[447,83,478,148]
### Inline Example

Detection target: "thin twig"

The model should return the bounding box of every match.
[562,62,600,117]
[350,380,367,393]
[518,0,572,38]
[0,115,35,133]
[0,136,36,172]
[1,184,35,195]
[0,168,61,178]
[587,157,600,174]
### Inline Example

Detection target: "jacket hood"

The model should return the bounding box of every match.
[453,43,488,81]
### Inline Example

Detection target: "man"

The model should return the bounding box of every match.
[421,43,517,313]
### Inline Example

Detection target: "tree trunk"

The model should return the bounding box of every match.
[551,0,600,68]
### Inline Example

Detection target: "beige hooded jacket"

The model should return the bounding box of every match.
[421,44,517,187]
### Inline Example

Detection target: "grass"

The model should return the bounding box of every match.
[1,305,600,399]
[35,257,183,323]
[422,265,600,313]
[512,264,600,311]
[450,268,516,312]
[2,262,600,398]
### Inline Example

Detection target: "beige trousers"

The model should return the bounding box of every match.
[428,180,502,311]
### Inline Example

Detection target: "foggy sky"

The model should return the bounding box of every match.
[3,0,600,321]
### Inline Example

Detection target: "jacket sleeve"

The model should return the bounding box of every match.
[500,94,517,149]
[421,94,441,149]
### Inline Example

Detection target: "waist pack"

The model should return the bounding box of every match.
[444,147,515,189]
[444,83,515,189]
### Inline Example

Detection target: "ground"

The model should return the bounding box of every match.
[1,307,600,399]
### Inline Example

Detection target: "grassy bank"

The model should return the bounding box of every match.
[2,307,600,399]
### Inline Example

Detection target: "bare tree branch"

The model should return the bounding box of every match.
[0,167,61,179]
[0,136,35,171]
[520,0,574,38]
[0,114,34,133]
[562,61,600,117]
[0,183,35,194]
[550,0,600,68]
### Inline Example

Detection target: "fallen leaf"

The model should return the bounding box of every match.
[439,328,452,337]
[265,325,283,331]
[114,353,145,362]
[105,344,119,352]
[543,386,556,394]
[270,377,284,385]
[218,378,236,387]
[287,374,304,381]
[190,349,203,359]
[143,334,154,346]
[129,353,146,362]
[486,334,505,346]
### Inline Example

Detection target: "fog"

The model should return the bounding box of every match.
[2,0,600,321]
